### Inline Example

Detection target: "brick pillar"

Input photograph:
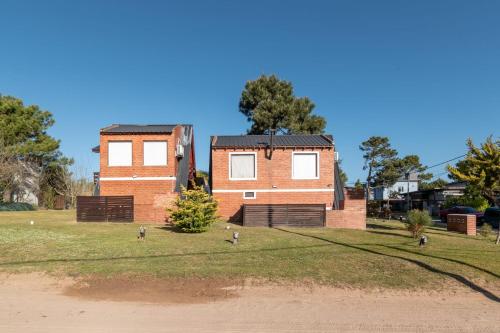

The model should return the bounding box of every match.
[447,214,476,236]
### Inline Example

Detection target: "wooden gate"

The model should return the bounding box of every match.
[243,204,326,227]
[76,196,134,222]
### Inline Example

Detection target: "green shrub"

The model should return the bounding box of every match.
[443,186,489,212]
[479,223,493,238]
[367,200,380,217]
[0,202,36,211]
[169,185,218,233]
[405,209,432,239]
[41,189,56,209]
[444,196,489,212]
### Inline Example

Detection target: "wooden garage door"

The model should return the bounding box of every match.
[243,204,326,227]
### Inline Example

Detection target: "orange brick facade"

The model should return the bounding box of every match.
[211,147,336,222]
[100,132,180,179]
[98,126,193,223]
[326,188,366,230]
[447,214,476,236]
[100,180,177,223]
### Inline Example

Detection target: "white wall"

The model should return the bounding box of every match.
[374,180,419,200]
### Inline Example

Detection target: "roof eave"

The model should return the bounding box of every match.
[212,145,334,149]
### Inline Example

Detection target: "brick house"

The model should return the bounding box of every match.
[209,134,366,229]
[92,124,196,223]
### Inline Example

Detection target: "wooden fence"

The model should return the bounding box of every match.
[76,196,134,222]
[243,204,326,227]
[54,195,65,210]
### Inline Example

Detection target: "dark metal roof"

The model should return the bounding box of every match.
[100,124,180,134]
[212,135,334,148]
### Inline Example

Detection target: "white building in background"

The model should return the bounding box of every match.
[373,172,419,201]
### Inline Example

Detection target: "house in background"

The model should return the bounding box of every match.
[403,181,467,216]
[372,172,419,201]
[209,134,366,229]
[92,124,196,223]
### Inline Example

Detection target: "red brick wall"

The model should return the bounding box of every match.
[99,128,185,223]
[447,214,476,236]
[215,192,334,222]
[100,132,178,178]
[100,180,177,223]
[326,188,366,230]
[211,147,335,222]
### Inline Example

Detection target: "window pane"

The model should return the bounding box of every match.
[144,141,167,166]
[108,142,132,166]
[293,153,318,179]
[231,154,255,179]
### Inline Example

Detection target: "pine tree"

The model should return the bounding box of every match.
[448,136,499,206]
[448,136,500,244]
[239,75,326,134]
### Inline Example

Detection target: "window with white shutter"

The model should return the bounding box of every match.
[108,141,132,166]
[144,141,167,166]
[229,153,256,180]
[292,152,319,179]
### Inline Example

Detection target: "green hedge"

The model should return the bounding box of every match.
[0,202,36,211]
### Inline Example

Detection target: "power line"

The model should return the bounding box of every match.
[365,154,466,184]
[347,153,466,185]
[423,154,466,171]
[428,171,449,181]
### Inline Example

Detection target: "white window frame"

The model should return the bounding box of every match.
[143,141,168,166]
[291,151,320,180]
[108,141,132,167]
[243,191,257,199]
[229,152,257,181]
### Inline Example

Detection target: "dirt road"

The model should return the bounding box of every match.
[0,273,498,333]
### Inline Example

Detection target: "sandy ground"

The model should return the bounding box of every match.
[0,273,499,333]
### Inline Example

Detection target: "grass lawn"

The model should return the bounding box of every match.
[0,210,499,292]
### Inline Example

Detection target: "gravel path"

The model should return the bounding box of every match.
[0,273,498,333]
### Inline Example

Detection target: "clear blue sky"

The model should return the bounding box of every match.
[1,0,498,183]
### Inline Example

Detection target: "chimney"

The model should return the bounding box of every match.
[269,128,276,159]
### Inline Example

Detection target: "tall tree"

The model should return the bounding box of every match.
[448,136,499,206]
[448,136,500,244]
[337,160,348,185]
[354,179,364,190]
[0,95,71,203]
[374,154,432,188]
[420,178,448,190]
[239,75,326,134]
[0,95,59,157]
[360,137,398,202]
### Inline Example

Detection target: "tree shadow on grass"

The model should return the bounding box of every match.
[366,230,411,239]
[379,244,500,279]
[154,225,186,233]
[424,229,486,242]
[366,223,402,231]
[273,228,500,303]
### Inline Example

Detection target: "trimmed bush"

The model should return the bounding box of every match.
[169,185,218,233]
[405,209,432,239]
[0,202,36,211]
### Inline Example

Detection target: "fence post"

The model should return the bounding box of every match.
[242,204,246,226]
[105,196,108,222]
[323,204,327,227]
